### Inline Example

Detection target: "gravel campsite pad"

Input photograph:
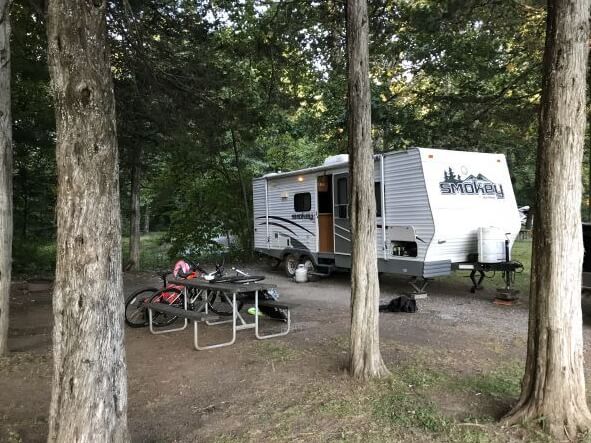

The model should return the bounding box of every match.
[3,267,591,442]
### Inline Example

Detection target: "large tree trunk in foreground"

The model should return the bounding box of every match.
[46,0,129,439]
[128,149,141,271]
[346,0,389,379]
[0,0,12,357]
[504,0,591,438]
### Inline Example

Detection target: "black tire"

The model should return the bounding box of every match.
[125,287,159,327]
[284,254,298,277]
[206,289,244,316]
[148,287,184,327]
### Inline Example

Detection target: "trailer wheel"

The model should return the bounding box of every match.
[283,254,298,277]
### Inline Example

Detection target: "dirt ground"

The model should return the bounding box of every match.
[3,266,591,442]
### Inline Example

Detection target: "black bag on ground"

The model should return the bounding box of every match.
[379,296,417,313]
[259,305,288,321]
[243,290,288,321]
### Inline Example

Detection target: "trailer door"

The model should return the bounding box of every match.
[333,173,351,255]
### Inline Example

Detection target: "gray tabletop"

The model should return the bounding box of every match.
[168,278,276,293]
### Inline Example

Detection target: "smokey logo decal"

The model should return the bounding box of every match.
[439,167,504,199]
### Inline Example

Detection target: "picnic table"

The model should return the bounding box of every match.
[147,278,293,351]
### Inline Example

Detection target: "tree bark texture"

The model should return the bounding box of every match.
[504,0,591,438]
[46,0,129,439]
[346,0,389,379]
[0,0,12,357]
[128,149,141,271]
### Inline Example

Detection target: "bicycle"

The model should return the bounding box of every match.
[124,259,266,327]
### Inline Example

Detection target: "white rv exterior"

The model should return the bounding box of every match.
[252,147,522,278]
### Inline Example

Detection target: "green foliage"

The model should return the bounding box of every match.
[121,232,171,271]
[12,238,56,276]
[11,1,56,243]
[11,0,581,263]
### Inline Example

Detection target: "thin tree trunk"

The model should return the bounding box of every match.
[127,147,141,271]
[504,0,591,438]
[143,203,149,234]
[46,0,129,438]
[525,209,533,230]
[346,0,389,379]
[22,167,28,239]
[0,0,12,357]
[230,128,252,249]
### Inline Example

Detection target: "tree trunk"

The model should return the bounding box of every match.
[143,203,149,234]
[525,208,534,230]
[46,0,129,439]
[0,0,12,357]
[504,0,591,439]
[230,128,252,249]
[127,148,141,271]
[346,0,389,379]
[21,166,28,239]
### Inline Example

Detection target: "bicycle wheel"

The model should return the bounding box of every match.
[205,289,244,316]
[228,275,265,284]
[210,275,265,284]
[148,287,184,327]
[125,287,159,327]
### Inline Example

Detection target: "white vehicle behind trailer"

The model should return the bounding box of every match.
[252,148,521,289]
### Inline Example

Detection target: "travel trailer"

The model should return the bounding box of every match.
[252,148,522,284]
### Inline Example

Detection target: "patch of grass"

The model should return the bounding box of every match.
[454,363,523,399]
[396,365,449,389]
[254,341,300,363]
[374,386,448,433]
[369,363,523,441]
[372,369,451,434]
[372,380,493,442]
[318,398,358,418]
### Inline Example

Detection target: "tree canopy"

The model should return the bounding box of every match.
[11,0,566,265]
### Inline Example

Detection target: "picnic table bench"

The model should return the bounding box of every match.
[148,278,295,350]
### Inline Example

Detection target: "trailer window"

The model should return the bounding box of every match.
[336,177,348,204]
[375,182,382,217]
[336,177,348,218]
[294,193,311,212]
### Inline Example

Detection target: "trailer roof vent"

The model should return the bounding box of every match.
[323,154,349,166]
[263,172,279,177]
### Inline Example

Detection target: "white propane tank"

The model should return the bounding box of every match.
[477,227,507,263]
[295,264,308,283]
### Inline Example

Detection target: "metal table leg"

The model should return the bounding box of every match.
[255,290,291,340]
[194,292,237,350]
[148,286,189,335]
